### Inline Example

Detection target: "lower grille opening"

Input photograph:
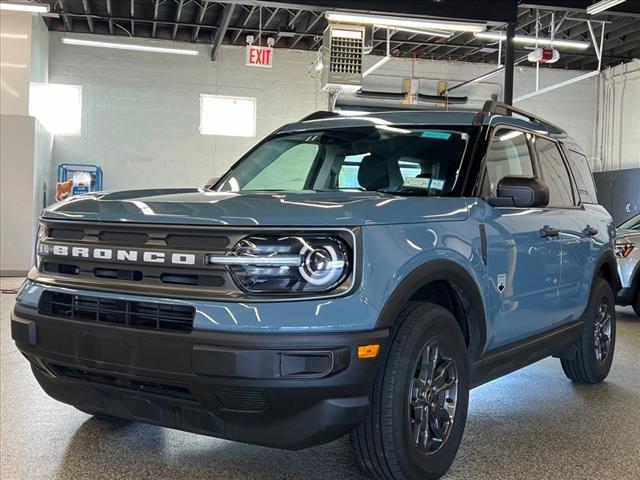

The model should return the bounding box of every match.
[39,291,195,332]
[215,386,268,412]
[50,364,195,401]
[42,262,80,275]
[94,268,143,281]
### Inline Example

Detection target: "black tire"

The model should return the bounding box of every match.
[561,278,616,384]
[632,289,640,318]
[352,302,470,480]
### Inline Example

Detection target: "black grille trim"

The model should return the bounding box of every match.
[215,386,268,412]
[49,364,196,401]
[39,291,195,332]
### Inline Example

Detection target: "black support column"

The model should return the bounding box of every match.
[504,23,516,105]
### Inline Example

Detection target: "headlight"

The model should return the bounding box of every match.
[34,222,47,269]
[615,241,636,258]
[207,234,352,294]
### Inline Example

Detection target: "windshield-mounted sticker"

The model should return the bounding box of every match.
[430,179,446,190]
[404,177,431,189]
[421,131,452,140]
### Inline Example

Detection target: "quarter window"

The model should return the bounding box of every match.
[565,148,597,204]
[534,137,575,207]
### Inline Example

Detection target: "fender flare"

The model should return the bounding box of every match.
[375,259,487,359]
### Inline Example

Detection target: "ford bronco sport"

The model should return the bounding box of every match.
[12,101,620,480]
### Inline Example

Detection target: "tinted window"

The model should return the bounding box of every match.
[565,148,597,204]
[534,137,575,207]
[244,143,319,190]
[483,129,535,196]
[218,127,471,196]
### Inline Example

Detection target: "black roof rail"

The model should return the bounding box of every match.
[299,111,341,122]
[479,100,566,135]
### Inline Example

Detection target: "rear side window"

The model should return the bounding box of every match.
[565,148,598,204]
[534,137,575,208]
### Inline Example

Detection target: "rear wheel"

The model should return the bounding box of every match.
[352,303,469,480]
[561,278,616,384]
[632,288,640,317]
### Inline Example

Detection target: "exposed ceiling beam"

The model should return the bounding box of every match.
[211,3,236,61]
[56,0,72,31]
[231,5,257,44]
[193,0,210,41]
[81,0,94,33]
[290,11,324,49]
[173,0,185,40]
[152,0,160,38]
[105,0,113,34]
[130,0,135,36]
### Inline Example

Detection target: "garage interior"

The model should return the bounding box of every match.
[1,1,639,479]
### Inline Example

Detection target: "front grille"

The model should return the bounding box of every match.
[36,220,244,299]
[39,291,195,332]
[50,364,195,401]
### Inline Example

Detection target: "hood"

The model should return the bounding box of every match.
[43,188,470,226]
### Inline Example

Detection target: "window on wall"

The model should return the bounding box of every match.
[29,83,82,136]
[199,94,256,137]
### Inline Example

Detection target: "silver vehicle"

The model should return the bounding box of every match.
[615,213,640,316]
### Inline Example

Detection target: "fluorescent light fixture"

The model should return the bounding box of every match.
[199,95,256,137]
[587,0,626,15]
[390,26,453,39]
[499,131,524,142]
[29,83,82,136]
[475,31,591,50]
[0,2,49,13]
[62,37,199,55]
[325,11,486,33]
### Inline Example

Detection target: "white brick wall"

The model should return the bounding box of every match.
[48,32,598,190]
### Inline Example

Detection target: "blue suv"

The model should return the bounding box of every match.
[12,101,619,479]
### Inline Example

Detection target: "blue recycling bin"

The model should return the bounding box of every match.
[56,163,103,197]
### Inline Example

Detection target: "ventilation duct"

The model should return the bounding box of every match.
[321,24,366,93]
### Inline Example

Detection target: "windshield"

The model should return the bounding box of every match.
[619,214,640,231]
[216,126,473,196]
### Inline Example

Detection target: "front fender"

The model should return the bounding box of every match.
[361,222,488,354]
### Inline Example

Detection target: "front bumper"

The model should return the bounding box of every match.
[12,304,387,450]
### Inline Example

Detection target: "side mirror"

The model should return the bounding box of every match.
[204,177,220,190]
[488,175,549,208]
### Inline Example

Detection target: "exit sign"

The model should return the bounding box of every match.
[246,45,273,68]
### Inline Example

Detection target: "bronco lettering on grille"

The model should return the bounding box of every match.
[39,244,197,266]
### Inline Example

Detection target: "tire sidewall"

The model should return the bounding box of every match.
[581,279,616,380]
[387,306,470,480]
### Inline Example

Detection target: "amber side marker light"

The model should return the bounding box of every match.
[358,344,381,359]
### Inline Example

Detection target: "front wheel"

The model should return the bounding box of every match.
[352,303,469,480]
[632,289,640,317]
[561,278,616,384]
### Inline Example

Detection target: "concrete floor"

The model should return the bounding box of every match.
[1,276,639,480]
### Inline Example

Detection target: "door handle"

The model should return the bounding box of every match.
[540,225,560,238]
[583,225,598,237]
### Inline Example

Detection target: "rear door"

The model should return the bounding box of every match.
[479,128,562,349]
[539,141,612,322]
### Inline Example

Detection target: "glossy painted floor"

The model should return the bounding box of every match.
[1,276,639,480]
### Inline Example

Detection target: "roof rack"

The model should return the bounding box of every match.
[479,100,566,135]
[299,111,342,122]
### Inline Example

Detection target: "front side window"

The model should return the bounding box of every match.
[482,129,535,197]
[216,127,472,196]
[534,137,575,207]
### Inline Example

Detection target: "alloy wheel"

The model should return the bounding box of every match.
[593,297,613,363]
[408,341,459,454]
